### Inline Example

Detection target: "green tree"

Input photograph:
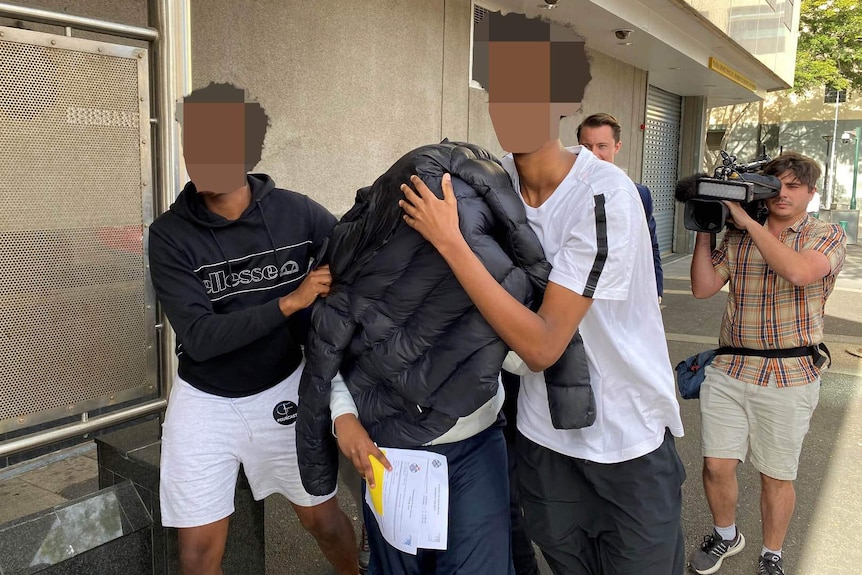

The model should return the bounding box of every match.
[794,0,862,93]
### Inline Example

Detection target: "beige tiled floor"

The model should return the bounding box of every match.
[0,477,67,524]
[0,442,99,525]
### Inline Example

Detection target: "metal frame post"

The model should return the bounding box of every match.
[851,126,860,210]
[151,0,182,401]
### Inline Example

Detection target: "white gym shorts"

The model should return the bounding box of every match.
[159,361,336,528]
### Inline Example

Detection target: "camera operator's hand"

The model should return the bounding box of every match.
[723,201,756,232]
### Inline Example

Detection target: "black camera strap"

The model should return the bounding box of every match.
[715,344,831,369]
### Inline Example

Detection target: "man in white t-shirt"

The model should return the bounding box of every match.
[398,10,685,575]
[577,112,664,302]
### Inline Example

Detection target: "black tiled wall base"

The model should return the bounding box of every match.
[96,419,265,575]
[0,481,153,575]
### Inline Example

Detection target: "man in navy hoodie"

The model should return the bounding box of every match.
[148,83,358,575]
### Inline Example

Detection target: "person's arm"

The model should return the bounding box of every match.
[724,201,831,286]
[690,232,727,299]
[400,174,592,372]
[148,227,331,362]
[332,413,392,488]
[329,373,358,422]
[328,375,392,488]
[636,184,663,297]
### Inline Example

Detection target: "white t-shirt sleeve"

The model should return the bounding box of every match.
[548,186,638,301]
[329,372,358,421]
[502,350,532,375]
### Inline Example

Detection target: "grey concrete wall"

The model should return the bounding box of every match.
[466,87,501,158]
[191,0,472,216]
[441,0,471,143]
[467,48,649,180]
[676,96,708,254]
[190,0,652,211]
[10,1,654,211]
[578,50,648,180]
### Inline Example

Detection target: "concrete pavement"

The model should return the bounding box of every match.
[665,245,862,575]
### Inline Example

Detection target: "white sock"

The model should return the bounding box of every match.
[715,524,737,541]
[762,546,782,558]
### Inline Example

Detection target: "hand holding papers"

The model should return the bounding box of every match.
[333,413,391,487]
[365,448,449,555]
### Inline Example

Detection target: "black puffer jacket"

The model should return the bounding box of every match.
[297,141,592,496]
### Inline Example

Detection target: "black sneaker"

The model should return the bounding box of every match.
[688,529,746,574]
[758,552,785,575]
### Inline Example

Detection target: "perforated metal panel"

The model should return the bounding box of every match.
[0,27,156,433]
[642,85,683,255]
[474,5,488,23]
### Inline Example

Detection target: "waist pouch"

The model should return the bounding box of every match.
[675,343,830,400]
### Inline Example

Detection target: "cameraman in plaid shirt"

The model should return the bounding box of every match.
[687,152,846,575]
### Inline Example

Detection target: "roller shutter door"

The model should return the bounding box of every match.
[642,86,682,254]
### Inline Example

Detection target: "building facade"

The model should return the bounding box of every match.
[0,0,802,463]
[708,89,862,213]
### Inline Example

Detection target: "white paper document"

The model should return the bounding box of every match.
[364,448,449,555]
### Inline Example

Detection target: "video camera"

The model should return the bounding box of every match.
[674,149,781,233]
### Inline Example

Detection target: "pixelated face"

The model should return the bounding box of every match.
[487,40,550,154]
[476,11,590,154]
[488,42,566,153]
[577,125,622,163]
[767,170,815,221]
[181,102,248,194]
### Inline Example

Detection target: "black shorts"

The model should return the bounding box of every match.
[516,430,685,575]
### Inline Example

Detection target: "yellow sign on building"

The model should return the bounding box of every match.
[709,57,757,93]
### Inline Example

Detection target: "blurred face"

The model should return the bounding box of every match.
[181,102,247,194]
[487,42,580,154]
[766,170,816,222]
[578,125,622,163]
[489,103,576,154]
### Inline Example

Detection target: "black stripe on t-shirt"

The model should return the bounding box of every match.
[583,194,608,298]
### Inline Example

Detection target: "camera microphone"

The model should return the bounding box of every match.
[674,173,708,203]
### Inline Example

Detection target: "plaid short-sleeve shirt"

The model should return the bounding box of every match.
[711,214,846,387]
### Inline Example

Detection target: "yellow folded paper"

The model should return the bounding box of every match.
[368,451,386,515]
